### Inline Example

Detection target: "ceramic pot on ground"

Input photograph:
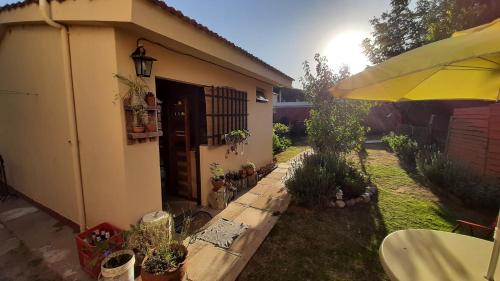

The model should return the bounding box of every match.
[211,178,225,191]
[140,245,187,281]
[100,250,135,281]
[245,167,255,176]
[239,169,247,178]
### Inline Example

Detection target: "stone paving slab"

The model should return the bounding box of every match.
[136,161,293,281]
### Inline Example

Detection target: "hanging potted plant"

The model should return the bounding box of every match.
[209,162,225,191]
[126,212,191,281]
[114,74,149,134]
[224,129,250,158]
[242,162,256,176]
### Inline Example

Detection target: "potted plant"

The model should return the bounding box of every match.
[145,92,156,106]
[114,74,149,134]
[126,212,191,281]
[239,169,247,178]
[146,121,157,132]
[242,162,256,176]
[100,250,135,281]
[131,109,147,133]
[209,163,225,191]
[141,243,187,281]
[224,129,250,157]
[225,171,241,191]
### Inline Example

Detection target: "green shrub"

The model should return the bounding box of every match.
[381,132,419,165]
[306,104,371,155]
[300,54,372,155]
[285,153,368,207]
[273,123,292,154]
[273,123,290,137]
[416,147,500,210]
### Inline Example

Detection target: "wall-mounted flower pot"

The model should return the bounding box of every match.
[132,126,145,133]
[146,123,157,132]
[145,92,156,107]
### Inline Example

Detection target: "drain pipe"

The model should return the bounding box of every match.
[39,0,87,231]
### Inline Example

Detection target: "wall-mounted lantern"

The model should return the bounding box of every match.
[130,44,157,77]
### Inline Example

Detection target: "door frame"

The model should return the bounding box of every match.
[155,77,204,205]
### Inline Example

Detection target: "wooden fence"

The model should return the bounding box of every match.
[446,103,500,180]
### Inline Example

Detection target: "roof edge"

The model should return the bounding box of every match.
[0,0,294,82]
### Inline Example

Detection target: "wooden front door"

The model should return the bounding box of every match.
[167,95,192,199]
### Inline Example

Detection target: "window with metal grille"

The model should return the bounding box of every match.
[204,86,248,146]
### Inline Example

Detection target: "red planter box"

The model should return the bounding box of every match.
[75,223,124,279]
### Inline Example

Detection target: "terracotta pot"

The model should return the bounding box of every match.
[239,169,247,178]
[245,167,255,176]
[146,123,157,132]
[211,179,225,191]
[145,92,156,106]
[141,245,187,281]
[141,263,185,281]
[132,126,145,133]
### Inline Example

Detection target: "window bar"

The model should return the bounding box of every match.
[225,88,229,139]
[244,92,248,129]
[216,87,221,145]
[211,86,215,145]
[230,89,233,132]
[238,91,242,130]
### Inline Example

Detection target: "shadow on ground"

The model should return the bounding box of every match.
[239,143,495,281]
[238,196,389,281]
[0,236,63,281]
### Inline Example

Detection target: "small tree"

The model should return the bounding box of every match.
[300,54,371,155]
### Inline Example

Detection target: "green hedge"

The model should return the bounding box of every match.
[416,146,499,210]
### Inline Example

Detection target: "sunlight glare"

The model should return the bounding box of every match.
[324,31,370,74]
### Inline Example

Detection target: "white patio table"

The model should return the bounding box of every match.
[379,229,499,281]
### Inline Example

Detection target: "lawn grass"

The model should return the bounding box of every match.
[275,146,310,164]
[274,137,310,164]
[238,144,494,281]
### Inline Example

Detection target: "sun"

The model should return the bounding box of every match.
[324,31,370,74]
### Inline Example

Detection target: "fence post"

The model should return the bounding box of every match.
[444,116,453,156]
[482,105,492,176]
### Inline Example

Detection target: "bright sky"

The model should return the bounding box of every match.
[0,0,391,87]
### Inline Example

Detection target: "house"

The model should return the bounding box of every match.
[272,87,311,134]
[0,0,293,230]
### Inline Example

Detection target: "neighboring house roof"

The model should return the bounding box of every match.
[273,87,307,102]
[0,0,293,82]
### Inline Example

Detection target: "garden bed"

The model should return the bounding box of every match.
[239,145,495,281]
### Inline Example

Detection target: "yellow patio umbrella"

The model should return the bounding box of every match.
[329,18,500,280]
[330,18,500,102]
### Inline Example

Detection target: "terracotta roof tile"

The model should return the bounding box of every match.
[0,0,293,81]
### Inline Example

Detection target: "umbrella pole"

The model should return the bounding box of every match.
[486,210,500,281]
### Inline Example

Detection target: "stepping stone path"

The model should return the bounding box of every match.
[180,163,291,281]
[138,159,294,281]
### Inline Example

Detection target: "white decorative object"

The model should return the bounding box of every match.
[335,190,343,200]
